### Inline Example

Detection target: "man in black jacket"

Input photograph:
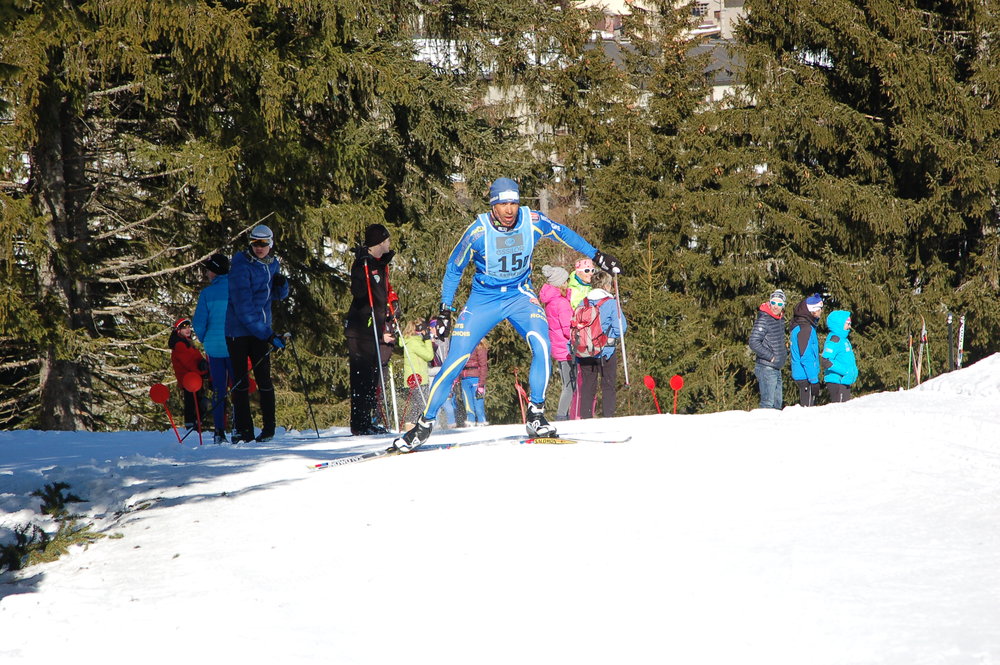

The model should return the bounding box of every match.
[344,223,396,435]
[748,289,788,409]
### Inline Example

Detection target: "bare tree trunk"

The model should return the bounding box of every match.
[32,71,91,430]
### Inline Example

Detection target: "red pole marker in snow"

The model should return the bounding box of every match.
[182,372,204,446]
[149,383,182,443]
[669,374,684,414]
[643,375,661,414]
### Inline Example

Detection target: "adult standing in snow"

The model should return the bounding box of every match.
[789,293,824,407]
[821,310,858,402]
[748,289,788,410]
[344,223,397,435]
[392,177,622,451]
[568,257,595,309]
[226,224,289,443]
[193,253,234,443]
[539,264,575,420]
[576,270,627,419]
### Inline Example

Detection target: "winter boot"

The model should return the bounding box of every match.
[256,427,276,443]
[213,430,228,445]
[526,403,557,437]
[391,416,433,452]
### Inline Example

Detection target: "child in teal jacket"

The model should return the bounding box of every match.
[821,310,857,402]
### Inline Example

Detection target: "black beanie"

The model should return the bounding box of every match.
[364,223,390,248]
[204,253,230,275]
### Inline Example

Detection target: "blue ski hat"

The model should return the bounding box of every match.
[489,178,520,205]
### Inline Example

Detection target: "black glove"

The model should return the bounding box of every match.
[273,274,287,289]
[268,333,286,351]
[197,359,209,373]
[593,250,623,275]
[435,306,454,339]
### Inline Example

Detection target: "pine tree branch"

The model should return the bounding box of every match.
[88,81,143,98]
[89,182,190,241]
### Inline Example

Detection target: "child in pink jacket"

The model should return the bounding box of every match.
[539,265,574,420]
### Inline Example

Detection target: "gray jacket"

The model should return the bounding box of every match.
[748,304,787,369]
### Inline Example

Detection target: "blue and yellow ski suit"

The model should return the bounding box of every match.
[421,207,597,420]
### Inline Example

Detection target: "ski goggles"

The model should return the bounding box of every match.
[250,239,272,248]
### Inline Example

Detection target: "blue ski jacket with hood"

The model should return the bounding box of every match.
[821,310,858,385]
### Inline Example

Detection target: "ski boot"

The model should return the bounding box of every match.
[391,416,433,453]
[256,427,276,443]
[526,402,557,437]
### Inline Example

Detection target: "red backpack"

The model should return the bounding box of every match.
[571,297,611,358]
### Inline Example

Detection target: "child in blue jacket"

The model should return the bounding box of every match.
[789,294,824,406]
[821,310,858,402]
[194,253,233,443]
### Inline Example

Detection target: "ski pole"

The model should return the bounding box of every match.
[613,274,629,386]
[387,359,400,431]
[285,333,320,438]
[947,313,954,371]
[957,314,966,368]
[907,334,913,389]
[364,260,392,430]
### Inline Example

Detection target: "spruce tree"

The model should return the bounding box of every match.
[546,1,720,413]
[0,0,595,430]
[692,0,1000,400]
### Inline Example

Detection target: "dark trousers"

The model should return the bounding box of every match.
[348,336,392,433]
[577,355,618,419]
[827,383,852,402]
[227,335,275,438]
[181,388,207,428]
[794,379,820,407]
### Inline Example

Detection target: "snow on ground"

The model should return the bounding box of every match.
[2,356,1000,664]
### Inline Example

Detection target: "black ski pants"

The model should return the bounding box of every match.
[794,379,820,407]
[577,354,618,419]
[347,336,393,433]
[227,335,275,439]
[827,383,852,402]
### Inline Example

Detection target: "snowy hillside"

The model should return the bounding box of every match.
[2,356,1000,664]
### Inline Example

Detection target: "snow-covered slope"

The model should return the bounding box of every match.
[2,356,1000,664]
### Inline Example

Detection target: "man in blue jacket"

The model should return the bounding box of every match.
[194,253,233,443]
[226,225,289,443]
[748,289,788,409]
[821,310,858,402]
[392,177,622,452]
[789,293,824,406]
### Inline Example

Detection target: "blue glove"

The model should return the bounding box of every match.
[269,333,286,351]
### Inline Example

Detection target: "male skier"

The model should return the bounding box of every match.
[392,177,622,451]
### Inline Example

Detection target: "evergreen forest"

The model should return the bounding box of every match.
[1,0,997,431]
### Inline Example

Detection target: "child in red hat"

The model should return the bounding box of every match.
[169,317,209,429]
